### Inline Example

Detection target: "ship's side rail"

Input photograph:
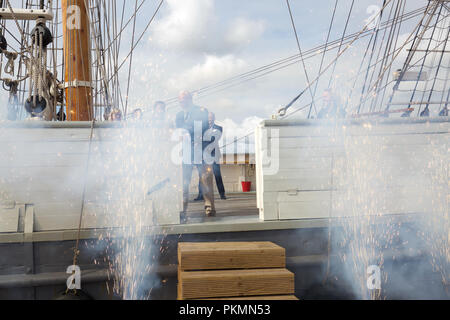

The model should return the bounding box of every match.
[255,117,449,221]
[0,122,182,233]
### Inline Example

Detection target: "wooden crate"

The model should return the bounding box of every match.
[177,241,298,300]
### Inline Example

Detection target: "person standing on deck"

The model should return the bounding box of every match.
[153,101,166,121]
[195,112,227,201]
[317,89,346,119]
[176,91,216,220]
[109,108,123,121]
[151,101,171,128]
[131,108,143,120]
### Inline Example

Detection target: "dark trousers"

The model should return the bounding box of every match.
[198,163,225,197]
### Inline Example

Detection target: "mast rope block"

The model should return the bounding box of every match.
[31,23,53,48]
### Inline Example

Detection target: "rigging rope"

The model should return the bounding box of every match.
[278,0,394,118]
[420,22,450,116]
[368,0,402,113]
[124,0,139,118]
[308,0,339,118]
[161,5,427,108]
[285,0,318,118]
[374,0,406,113]
[379,1,442,111]
[357,0,388,114]
[68,119,96,294]
[104,0,164,91]
[0,1,444,121]
[328,0,354,89]
[410,4,445,114]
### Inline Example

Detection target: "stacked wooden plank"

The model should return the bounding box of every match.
[177,241,297,300]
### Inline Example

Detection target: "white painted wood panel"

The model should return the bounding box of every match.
[0,207,19,233]
[263,176,332,192]
[0,128,91,142]
[278,201,330,220]
[277,190,332,202]
[268,134,448,149]
[255,126,265,211]
[256,118,449,221]
[263,142,440,160]
[266,122,449,137]
[331,194,436,217]
[0,153,88,168]
[272,147,344,159]
[277,157,333,170]
[263,168,332,182]
[0,124,182,231]
[32,201,155,231]
[259,203,278,221]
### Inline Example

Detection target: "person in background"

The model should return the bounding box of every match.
[151,101,171,129]
[175,91,216,220]
[109,108,122,121]
[131,108,143,120]
[153,101,166,120]
[195,112,226,201]
[317,89,346,119]
[103,106,112,121]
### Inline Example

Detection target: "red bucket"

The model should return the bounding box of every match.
[241,181,252,192]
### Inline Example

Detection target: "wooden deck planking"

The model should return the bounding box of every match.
[185,193,258,219]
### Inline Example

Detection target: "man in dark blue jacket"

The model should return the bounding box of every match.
[195,112,226,201]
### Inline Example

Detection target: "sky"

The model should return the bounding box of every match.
[121,0,427,133]
[0,0,439,141]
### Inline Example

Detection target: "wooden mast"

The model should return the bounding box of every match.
[62,0,93,121]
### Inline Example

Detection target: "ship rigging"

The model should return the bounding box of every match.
[0,0,165,121]
[0,0,448,301]
[0,0,448,123]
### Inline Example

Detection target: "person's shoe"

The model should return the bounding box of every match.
[401,110,412,117]
[205,206,216,217]
[194,195,204,201]
[220,194,227,200]
[420,108,430,117]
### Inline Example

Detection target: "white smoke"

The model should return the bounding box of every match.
[326,119,449,299]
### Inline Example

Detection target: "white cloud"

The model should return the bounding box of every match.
[151,0,218,51]
[218,116,264,154]
[151,0,265,53]
[166,54,248,92]
[219,116,263,138]
[217,116,263,142]
[225,18,266,48]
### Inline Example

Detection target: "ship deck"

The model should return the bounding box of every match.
[0,192,329,244]
[0,192,418,244]
[0,192,330,244]
[0,192,443,300]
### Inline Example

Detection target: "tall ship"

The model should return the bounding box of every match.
[0,0,448,300]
